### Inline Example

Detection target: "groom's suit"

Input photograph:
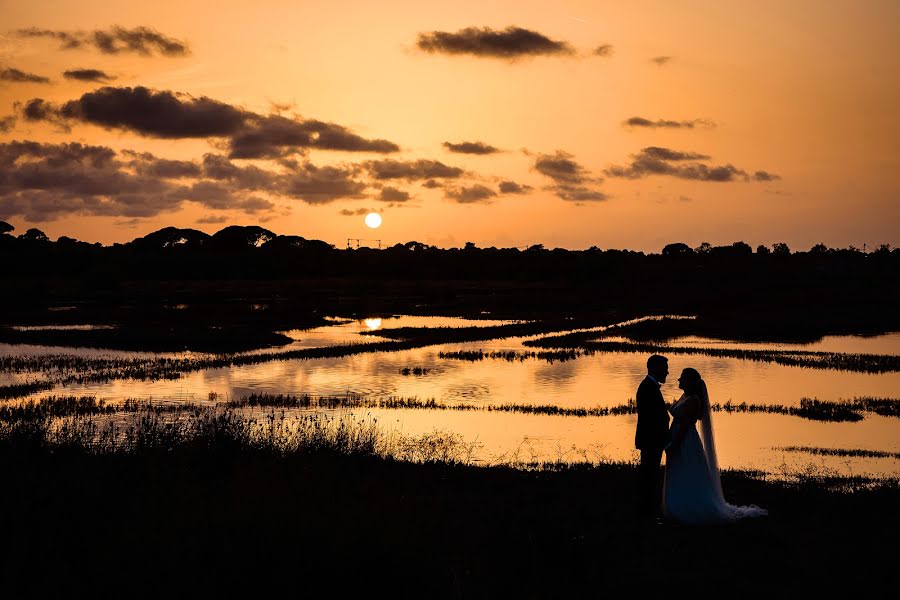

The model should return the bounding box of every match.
[635,376,670,517]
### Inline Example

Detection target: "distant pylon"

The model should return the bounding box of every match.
[347,238,382,249]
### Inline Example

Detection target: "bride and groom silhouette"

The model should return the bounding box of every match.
[636,354,768,525]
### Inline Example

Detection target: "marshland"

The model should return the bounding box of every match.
[2,228,899,595]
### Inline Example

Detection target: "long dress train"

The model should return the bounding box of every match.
[663,391,768,525]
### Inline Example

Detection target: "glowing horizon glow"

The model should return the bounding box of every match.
[0,0,898,251]
[365,213,383,229]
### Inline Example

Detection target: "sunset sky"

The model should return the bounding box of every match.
[1,0,898,251]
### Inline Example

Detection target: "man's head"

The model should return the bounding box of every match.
[646,354,669,384]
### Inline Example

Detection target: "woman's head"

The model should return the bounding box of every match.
[677,368,704,394]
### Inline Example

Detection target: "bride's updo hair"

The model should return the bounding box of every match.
[680,368,704,395]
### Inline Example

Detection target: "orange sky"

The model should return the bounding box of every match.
[1,0,898,251]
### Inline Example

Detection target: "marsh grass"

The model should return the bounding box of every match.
[3,393,896,424]
[523,338,900,373]
[774,446,900,460]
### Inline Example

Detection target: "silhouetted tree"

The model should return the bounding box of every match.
[730,241,753,255]
[756,245,771,255]
[662,242,693,256]
[696,242,712,254]
[809,243,829,254]
[19,228,49,242]
[0,221,13,235]
[210,226,276,250]
[772,243,790,255]
[464,242,478,251]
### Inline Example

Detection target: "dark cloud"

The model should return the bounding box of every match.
[123,151,202,178]
[594,44,614,57]
[378,186,411,202]
[753,170,781,181]
[1,68,51,84]
[30,86,246,138]
[197,215,229,224]
[442,141,500,155]
[182,181,274,214]
[339,207,381,217]
[21,86,399,158]
[650,56,672,66]
[533,151,598,185]
[532,151,607,202]
[498,180,533,194]
[444,184,497,204]
[17,26,189,56]
[0,141,180,221]
[366,159,463,181]
[623,117,713,129]
[553,185,609,202]
[641,147,710,161]
[0,141,331,222]
[63,68,116,82]
[416,26,575,59]
[605,146,775,182]
[200,154,279,189]
[422,179,443,189]
[281,162,367,203]
[230,113,399,158]
[0,116,15,133]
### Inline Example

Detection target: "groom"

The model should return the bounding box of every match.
[635,354,671,519]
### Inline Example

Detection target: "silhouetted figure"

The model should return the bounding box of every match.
[663,368,768,524]
[635,354,670,519]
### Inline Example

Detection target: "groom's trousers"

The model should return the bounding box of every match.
[638,447,664,517]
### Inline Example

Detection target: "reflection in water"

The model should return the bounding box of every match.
[364,318,383,330]
[4,318,899,477]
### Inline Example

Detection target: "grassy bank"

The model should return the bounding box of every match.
[0,405,896,597]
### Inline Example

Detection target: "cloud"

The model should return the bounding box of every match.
[498,180,533,194]
[197,215,230,224]
[365,159,463,181]
[182,181,275,214]
[623,116,713,129]
[20,86,399,158]
[422,179,443,189]
[442,141,500,155]
[416,26,575,59]
[230,113,399,158]
[378,186,411,202]
[640,146,710,161]
[552,186,609,202]
[0,140,371,222]
[17,26,189,56]
[0,116,15,132]
[280,161,367,203]
[63,68,116,82]
[753,170,781,181]
[593,44,614,57]
[444,184,497,204]
[0,141,181,221]
[650,56,672,66]
[605,146,777,182]
[533,151,599,185]
[338,207,381,217]
[1,68,51,84]
[532,151,607,202]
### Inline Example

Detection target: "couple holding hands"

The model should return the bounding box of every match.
[636,354,768,525]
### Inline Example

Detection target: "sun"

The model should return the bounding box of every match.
[364,212,382,229]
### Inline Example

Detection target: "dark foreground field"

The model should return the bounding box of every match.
[2,448,896,598]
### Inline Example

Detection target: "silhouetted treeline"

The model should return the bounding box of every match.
[1,223,899,331]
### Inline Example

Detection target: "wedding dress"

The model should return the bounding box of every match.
[663,382,768,525]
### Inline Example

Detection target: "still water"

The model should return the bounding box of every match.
[3,316,899,477]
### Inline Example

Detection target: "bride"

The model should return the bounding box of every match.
[663,368,768,525]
